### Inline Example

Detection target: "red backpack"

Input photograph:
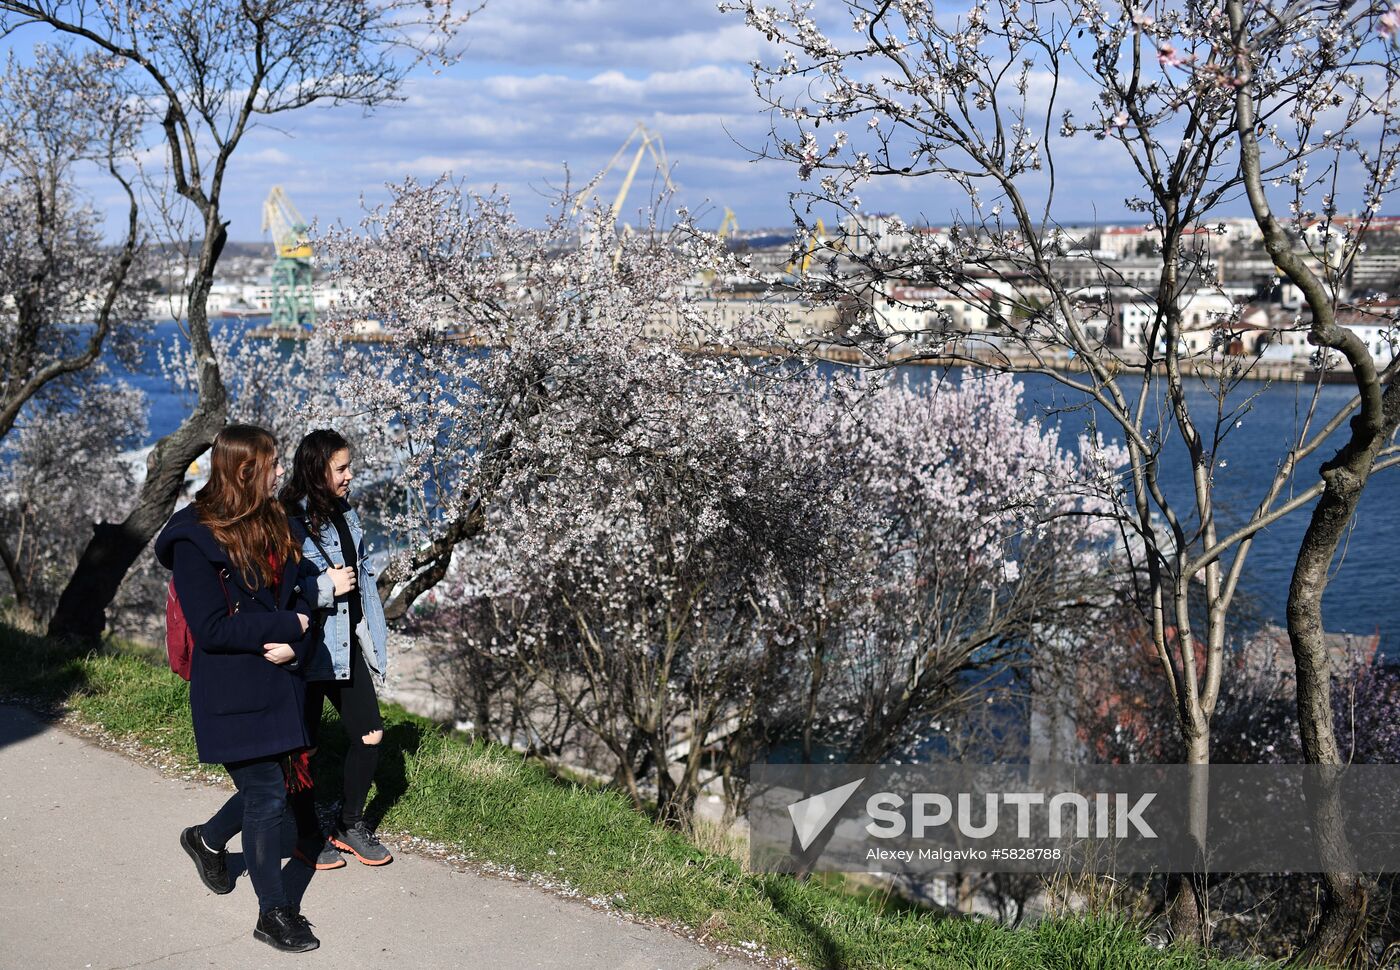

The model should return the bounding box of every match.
[165,570,233,680]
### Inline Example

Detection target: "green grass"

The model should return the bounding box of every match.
[0,622,1273,969]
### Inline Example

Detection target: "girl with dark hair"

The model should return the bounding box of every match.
[280,428,392,867]
[154,424,321,953]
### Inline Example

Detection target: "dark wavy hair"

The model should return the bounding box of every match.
[280,428,352,535]
[194,424,300,588]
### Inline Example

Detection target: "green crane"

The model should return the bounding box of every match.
[261,186,315,329]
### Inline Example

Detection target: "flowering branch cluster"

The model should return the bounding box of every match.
[315,176,809,615]
[424,364,1122,822]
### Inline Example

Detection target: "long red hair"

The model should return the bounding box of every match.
[193,424,300,588]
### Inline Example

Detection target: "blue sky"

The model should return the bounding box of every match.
[183,0,809,240]
[207,0,1136,239]
[5,0,1387,242]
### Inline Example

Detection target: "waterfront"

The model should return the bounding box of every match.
[112,319,1399,651]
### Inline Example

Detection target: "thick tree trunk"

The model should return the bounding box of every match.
[45,405,224,641]
[1284,417,1396,966]
[1225,5,1400,954]
[380,431,515,621]
[46,226,229,643]
[379,511,479,621]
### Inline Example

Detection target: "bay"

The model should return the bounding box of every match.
[111,320,1398,651]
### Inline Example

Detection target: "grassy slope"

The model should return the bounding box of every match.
[0,624,1272,970]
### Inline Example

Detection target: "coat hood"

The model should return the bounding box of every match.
[154,504,230,570]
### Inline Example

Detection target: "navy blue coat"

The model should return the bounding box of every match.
[155,505,320,765]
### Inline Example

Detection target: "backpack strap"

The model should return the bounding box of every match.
[218,567,235,614]
[299,515,342,569]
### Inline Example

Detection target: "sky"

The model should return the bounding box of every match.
[153,0,816,241]
[2,0,1387,242]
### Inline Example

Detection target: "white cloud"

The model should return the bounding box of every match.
[239,147,295,166]
[457,1,774,70]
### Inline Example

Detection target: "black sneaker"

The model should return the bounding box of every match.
[293,835,346,870]
[254,905,320,952]
[180,825,232,894]
[329,819,393,866]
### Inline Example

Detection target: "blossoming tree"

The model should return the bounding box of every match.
[724,0,1400,947]
[275,175,1121,826]
[0,0,472,641]
[0,45,147,627]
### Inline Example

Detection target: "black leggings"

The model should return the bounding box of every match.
[297,645,384,829]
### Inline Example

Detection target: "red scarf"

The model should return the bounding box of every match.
[267,550,283,600]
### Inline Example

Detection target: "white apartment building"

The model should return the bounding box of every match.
[871,278,1017,347]
[1303,216,1400,253]
[1230,304,1309,359]
[198,279,355,316]
[645,291,844,343]
[1342,321,1399,364]
[1114,290,1238,354]
[841,212,909,257]
[1349,250,1400,288]
[1097,225,1217,259]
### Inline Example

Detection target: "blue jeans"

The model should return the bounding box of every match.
[201,756,289,912]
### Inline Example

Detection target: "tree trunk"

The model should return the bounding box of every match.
[46,373,226,642]
[46,225,229,643]
[1166,731,1211,948]
[470,670,493,740]
[652,730,688,828]
[1284,429,1395,966]
[1225,6,1400,952]
[0,533,38,630]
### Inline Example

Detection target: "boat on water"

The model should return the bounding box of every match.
[245,318,385,340]
[219,302,266,318]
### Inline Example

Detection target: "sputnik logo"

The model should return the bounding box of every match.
[787,778,866,851]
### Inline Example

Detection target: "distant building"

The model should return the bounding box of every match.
[1047,254,1171,288]
[840,212,908,257]
[1106,289,1237,354]
[1096,224,1216,259]
[645,284,845,342]
[1237,624,1380,689]
[1348,250,1400,289]
[871,281,1006,344]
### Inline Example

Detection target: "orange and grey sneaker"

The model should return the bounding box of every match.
[293,836,346,870]
[329,819,393,866]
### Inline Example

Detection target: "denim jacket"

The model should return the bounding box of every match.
[288,499,388,683]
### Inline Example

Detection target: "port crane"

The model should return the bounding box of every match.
[717,207,738,240]
[262,186,315,328]
[577,121,678,226]
[572,123,683,269]
[786,218,829,276]
[700,207,740,285]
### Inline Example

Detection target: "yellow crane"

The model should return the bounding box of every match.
[262,186,313,260]
[786,218,828,276]
[701,208,741,285]
[573,123,681,269]
[261,186,314,328]
[577,122,678,225]
[718,207,738,239]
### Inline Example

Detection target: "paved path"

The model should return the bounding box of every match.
[0,705,753,970]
